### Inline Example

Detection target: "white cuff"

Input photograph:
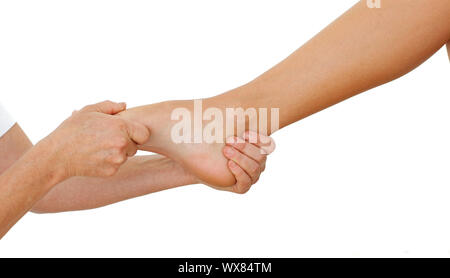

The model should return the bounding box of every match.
[0,103,16,138]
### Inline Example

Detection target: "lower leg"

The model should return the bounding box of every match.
[207,0,450,129]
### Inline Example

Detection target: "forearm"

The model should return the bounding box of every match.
[0,124,32,174]
[2,125,196,213]
[207,0,450,129]
[0,140,64,238]
[32,155,197,213]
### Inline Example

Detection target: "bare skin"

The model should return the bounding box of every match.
[1,0,447,236]
[120,103,276,187]
[32,132,273,213]
[0,101,150,238]
[119,0,450,187]
[120,102,239,187]
[0,124,273,214]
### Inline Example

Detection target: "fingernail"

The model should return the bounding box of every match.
[224,146,234,157]
[246,131,258,143]
[228,160,237,168]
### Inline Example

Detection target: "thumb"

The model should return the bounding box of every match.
[82,100,127,115]
[123,119,151,145]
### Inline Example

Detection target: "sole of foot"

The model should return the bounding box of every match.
[119,100,237,187]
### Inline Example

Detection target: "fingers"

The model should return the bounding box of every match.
[122,119,151,145]
[223,132,275,194]
[78,101,149,157]
[227,160,252,194]
[223,145,261,184]
[243,131,276,155]
[82,100,127,115]
[226,136,267,164]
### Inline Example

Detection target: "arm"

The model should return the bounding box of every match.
[0,101,150,238]
[0,136,65,237]
[32,155,195,213]
[0,125,194,213]
[32,133,275,213]
[0,124,32,174]
[2,124,274,213]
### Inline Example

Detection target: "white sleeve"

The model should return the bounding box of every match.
[0,103,16,137]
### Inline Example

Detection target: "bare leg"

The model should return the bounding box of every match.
[120,0,450,187]
[208,0,450,128]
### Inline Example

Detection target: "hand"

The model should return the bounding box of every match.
[42,101,151,178]
[209,131,276,194]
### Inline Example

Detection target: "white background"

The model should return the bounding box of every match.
[0,0,449,258]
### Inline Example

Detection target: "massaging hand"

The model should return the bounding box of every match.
[208,131,276,194]
[43,101,150,178]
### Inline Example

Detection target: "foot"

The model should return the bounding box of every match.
[118,100,237,187]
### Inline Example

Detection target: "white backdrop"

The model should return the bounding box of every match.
[0,0,449,258]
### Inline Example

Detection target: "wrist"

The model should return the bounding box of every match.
[33,136,70,185]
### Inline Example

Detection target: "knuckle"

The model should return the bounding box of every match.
[256,155,266,163]
[105,152,125,165]
[114,155,126,164]
[110,153,126,165]
[102,166,118,177]
[259,148,269,155]
[249,165,260,176]
[113,137,128,149]
[261,156,267,163]
[253,176,260,184]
